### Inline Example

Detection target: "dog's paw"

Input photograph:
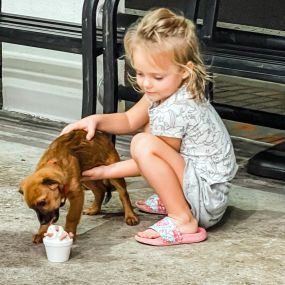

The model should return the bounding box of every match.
[64,229,76,241]
[32,234,44,244]
[125,214,140,226]
[83,206,100,215]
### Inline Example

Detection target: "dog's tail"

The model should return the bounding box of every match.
[104,188,112,204]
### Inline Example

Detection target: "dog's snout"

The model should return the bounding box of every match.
[35,208,60,225]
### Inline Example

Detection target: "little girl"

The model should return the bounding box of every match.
[61,8,238,246]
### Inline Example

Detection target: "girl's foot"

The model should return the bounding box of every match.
[137,216,198,239]
[135,194,167,215]
[135,217,207,246]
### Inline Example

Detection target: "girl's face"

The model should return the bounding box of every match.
[133,47,189,102]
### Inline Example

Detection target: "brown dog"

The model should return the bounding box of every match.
[19,130,139,243]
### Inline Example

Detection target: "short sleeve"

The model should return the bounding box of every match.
[149,100,189,138]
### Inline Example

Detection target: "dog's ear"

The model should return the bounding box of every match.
[42,178,62,191]
[40,168,65,191]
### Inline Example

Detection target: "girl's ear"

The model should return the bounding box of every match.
[182,61,194,79]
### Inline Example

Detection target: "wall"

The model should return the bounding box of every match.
[2,0,125,122]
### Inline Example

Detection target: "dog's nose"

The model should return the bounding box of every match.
[35,208,60,225]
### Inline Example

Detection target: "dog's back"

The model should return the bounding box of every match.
[68,130,120,171]
[37,130,120,172]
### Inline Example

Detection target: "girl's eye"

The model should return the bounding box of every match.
[136,72,143,77]
[154,77,163,80]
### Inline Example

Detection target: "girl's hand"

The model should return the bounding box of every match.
[80,159,140,181]
[60,115,97,140]
[81,165,107,181]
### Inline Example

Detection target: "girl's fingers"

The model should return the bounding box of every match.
[82,169,93,177]
[81,166,105,180]
[86,126,96,140]
[60,124,76,136]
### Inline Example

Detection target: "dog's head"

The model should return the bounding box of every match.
[19,167,66,225]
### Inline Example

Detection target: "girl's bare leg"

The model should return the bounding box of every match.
[82,122,151,181]
[131,133,198,239]
[82,159,140,180]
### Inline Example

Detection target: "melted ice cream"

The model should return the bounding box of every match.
[44,225,72,243]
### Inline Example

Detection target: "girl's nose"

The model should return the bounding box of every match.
[142,77,152,89]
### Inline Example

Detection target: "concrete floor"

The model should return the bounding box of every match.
[0,110,285,285]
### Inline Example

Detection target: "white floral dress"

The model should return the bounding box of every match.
[148,85,238,228]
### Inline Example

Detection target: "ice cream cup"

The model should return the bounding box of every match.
[43,236,73,263]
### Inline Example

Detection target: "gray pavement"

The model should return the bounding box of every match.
[0,110,285,285]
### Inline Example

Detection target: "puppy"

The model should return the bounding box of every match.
[19,130,139,243]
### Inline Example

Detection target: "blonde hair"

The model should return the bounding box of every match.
[124,8,209,101]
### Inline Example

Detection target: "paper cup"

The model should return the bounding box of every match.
[43,237,73,263]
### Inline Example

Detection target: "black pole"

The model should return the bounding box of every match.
[81,0,100,117]
[103,0,120,115]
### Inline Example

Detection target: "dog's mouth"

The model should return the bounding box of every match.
[35,208,60,225]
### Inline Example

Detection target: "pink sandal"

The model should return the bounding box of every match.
[135,194,167,215]
[135,217,207,246]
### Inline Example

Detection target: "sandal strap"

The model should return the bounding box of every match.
[145,194,166,214]
[149,217,182,244]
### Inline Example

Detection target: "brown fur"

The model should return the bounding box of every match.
[19,130,139,243]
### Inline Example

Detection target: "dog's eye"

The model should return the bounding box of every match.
[37,200,47,208]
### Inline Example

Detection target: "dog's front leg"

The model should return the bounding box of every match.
[33,224,49,244]
[65,190,84,238]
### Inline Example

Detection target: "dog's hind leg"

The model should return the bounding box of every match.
[110,178,139,225]
[82,180,106,215]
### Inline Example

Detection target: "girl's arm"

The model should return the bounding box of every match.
[81,136,181,181]
[81,159,140,180]
[61,95,150,139]
[97,95,149,134]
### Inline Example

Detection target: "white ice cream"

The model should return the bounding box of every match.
[43,224,73,262]
[44,225,72,244]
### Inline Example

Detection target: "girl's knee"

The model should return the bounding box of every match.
[130,133,156,160]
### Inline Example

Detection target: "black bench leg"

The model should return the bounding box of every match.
[102,0,120,143]
[102,0,120,116]
[184,0,200,22]
[81,0,100,118]
[201,0,220,42]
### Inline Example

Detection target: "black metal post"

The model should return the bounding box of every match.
[201,0,220,42]
[184,0,200,22]
[102,0,120,143]
[102,0,120,116]
[81,0,100,117]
